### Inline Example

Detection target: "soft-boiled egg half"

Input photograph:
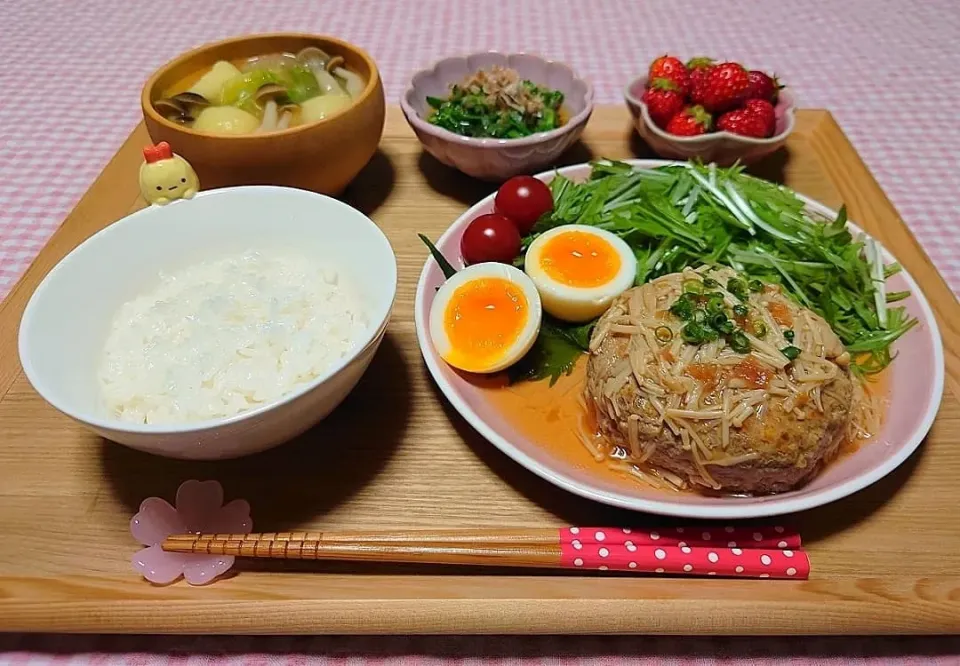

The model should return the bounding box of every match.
[430,262,543,374]
[524,225,637,322]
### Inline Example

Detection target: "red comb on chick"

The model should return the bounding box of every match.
[143,142,173,164]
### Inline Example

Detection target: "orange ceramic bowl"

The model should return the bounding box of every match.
[141,33,386,195]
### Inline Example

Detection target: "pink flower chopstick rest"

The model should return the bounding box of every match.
[130,479,252,585]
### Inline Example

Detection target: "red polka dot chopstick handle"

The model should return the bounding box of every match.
[562,525,801,550]
[560,527,808,579]
[162,526,809,580]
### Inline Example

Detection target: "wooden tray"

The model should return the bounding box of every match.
[1,107,958,636]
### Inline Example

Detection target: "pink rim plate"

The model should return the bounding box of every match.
[413,159,945,520]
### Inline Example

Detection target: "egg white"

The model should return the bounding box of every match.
[429,262,543,374]
[524,225,637,323]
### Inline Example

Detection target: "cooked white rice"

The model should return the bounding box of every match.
[99,250,368,425]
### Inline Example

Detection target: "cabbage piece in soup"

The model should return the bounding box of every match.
[154,47,365,135]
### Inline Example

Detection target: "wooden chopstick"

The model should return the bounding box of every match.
[160,528,811,578]
[190,528,562,545]
[163,531,562,567]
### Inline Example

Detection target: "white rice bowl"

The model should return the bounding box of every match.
[18,186,397,460]
[100,250,370,425]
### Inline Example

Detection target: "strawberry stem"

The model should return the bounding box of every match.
[686,56,715,70]
[690,105,713,130]
[650,77,680,92]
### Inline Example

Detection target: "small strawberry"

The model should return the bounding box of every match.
[641,78,686,129]
[666,105,713,136]
[648,55,690,95]
[745,99,777,134]
[686,57,715,105]
[746,70,783,104]
[700,62,751,113]
[717,99,777,138]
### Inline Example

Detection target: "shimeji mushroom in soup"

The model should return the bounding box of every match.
[154,47,366,135]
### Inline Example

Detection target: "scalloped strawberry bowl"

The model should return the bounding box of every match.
[624,75,796,166]
[401,52,594,181]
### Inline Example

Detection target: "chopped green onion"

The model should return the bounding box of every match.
[683,279,704,294]
[783,329,795,342]
[692,309,709,325]
[655,326,674,343]
[748,279,764,293]
[733,304,749,318]
[669,296,695,320]
[780,345,801,361]
[681,323,706,343]
[728,330,751,353]
[703,277,719,288]
[681,322,719,344]
[726,277,748,300]
[705,292,726,314]
[752,321,768,337]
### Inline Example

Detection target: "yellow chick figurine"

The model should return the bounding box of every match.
[139,142,199,205]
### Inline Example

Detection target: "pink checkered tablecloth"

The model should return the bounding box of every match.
[1,0,960,300]
[1,0,959,663]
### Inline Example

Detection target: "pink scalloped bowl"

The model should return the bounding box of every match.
[624,75,796,166]
[400,52,594,181]
[414,159,944,520]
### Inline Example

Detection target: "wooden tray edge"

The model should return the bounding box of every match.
[1,591,959,635]
[0,109,958,636]
[803,114,960,404]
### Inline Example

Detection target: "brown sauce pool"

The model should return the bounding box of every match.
[469,356,889,495]
[469,358,637,490]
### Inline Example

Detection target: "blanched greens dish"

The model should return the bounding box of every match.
[427,66,565,139]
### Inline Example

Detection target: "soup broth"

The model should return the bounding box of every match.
[155,47,366,136]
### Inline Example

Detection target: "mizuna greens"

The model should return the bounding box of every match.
[518,160,916,376]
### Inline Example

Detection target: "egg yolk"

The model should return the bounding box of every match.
[539,230,622,288]
[443,277,528,372]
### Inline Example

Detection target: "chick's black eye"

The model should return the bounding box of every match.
[181,178,186,183]
[156,186,162,191]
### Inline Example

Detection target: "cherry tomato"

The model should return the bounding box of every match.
[494,176,554,235]
[460,213,522,265]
